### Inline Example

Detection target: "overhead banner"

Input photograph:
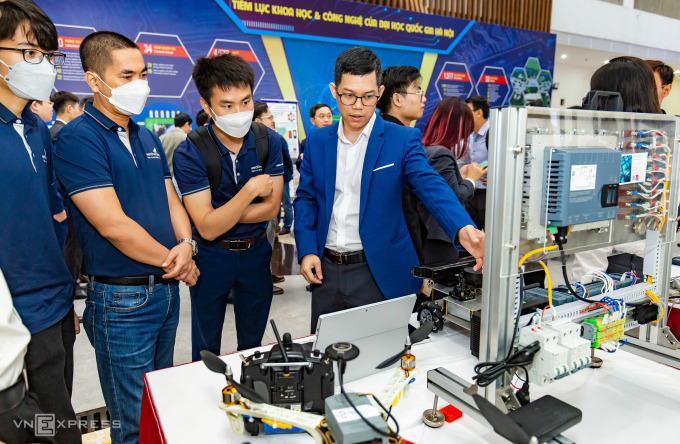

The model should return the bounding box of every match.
[41,0,555,148]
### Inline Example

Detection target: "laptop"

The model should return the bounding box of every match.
[313,294,417,383]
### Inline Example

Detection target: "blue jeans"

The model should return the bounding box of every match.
[84,279,180,444]
[279,181,293,230]
[191,236,273,359]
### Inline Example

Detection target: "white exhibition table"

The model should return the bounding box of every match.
[142,317,680,443]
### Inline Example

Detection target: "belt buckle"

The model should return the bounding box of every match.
[229,240,248,251]
[328,250,342,265]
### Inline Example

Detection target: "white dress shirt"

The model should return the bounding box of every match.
[325,113,377,252]
[0,268,30,391]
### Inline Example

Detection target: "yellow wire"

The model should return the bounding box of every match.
[536,260,552,306]
[518,244,558,267]
[645,290,664,323]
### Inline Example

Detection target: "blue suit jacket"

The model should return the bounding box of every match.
[293,115,475,298]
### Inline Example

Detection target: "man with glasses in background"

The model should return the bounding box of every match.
[377,65,426,126]
[294,47,485,332]
[0,1,80,442]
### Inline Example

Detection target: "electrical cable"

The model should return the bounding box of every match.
[337,362,399,439]
[555,231,599,304]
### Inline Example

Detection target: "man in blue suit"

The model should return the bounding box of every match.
[294,47,485,332]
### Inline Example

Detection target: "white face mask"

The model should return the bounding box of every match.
[210,107,253,138]
[92,72,150,116]
[0,58,56,101]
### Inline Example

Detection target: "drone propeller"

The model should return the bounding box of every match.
[200,350,267,404]
[472,394,532,444]
[375,320,434,369]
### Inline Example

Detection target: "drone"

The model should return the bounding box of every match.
[201,319,434,443]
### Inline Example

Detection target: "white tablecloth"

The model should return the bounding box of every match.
[145,324,680,443]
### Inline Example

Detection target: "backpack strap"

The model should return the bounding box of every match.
[251,122,269,171]
[187,126,222,193]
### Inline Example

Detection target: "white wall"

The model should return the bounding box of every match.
[552,0,680,58]
[552,62,594,109]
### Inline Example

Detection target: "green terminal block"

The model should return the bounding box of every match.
[581,316,625,348]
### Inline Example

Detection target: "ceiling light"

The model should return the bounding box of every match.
[560,54,568,59]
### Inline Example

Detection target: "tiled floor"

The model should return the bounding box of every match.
[72,237,310,414]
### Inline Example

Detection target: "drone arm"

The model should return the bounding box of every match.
[220,399,326,444]
[373,368,419,410]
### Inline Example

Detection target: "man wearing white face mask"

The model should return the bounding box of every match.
[173,54,284,358]
[53,31,199,444]
[0,1,80,442]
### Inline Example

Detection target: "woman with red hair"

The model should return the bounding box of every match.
[417,97,486,263]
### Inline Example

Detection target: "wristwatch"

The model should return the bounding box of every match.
[178,238,198,256]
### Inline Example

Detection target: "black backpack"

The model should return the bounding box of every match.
[187,122,269,193]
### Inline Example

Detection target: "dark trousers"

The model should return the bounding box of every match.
[310,257,386,334]
[0,378,57,444]
[24,307,80,443]
[62,219,84,280]
[465,188,486,230]
[190,237,273,359]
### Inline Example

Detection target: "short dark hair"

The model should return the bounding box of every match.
[253,101,269,121]
[79,31,138,75]
[334,47,382,87]
[51,91,79,115]
[80,96,94,108]
[192,54,254,106]
[0,0,58,52]
[377,66,421,113]
[646,60,675,86]
[591,56,660,114]
[309,103,331,119]
[195,109,209,126]
[464,95,490,119]
[174,112,192,128]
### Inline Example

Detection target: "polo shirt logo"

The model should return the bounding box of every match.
[42,150,47,163]
[251,165,263,172]
[146,148,161,160]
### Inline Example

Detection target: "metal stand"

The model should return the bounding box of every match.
[422,395,445,428]
[590,348,603,368]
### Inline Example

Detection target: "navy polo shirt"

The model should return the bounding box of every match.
[0,102,73,334]
[173,122,284,241]
[54,102,176,277]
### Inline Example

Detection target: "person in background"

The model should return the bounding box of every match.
[50,90,86,297]
[54,31,198,444]
[254,101,294,235]
[463,95,490,230]
[645,59,674,114]
[572,56,661,281]
[418,97,486,264]
[79,95,93,110]
[297,103,332,172]
[27,98,52,122]
[49,91,80,142]
[160,111,192,175]
[173,54,283,358]
[294,47,484,332]
[0,1,79,441]
[253,101,289,294]
[196,108,209,127]
[376,65,426,126]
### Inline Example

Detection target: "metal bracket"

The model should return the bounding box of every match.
[496,385,521,413]
[659,326,680,350]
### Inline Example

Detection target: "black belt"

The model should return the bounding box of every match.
[92,274,174,286]
[203,231,266,251]
[324,248,366,265]
[0,375,26,414]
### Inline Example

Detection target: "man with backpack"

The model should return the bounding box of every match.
[173,53,284,358]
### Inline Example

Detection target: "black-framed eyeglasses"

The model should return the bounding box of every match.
[399,91,426,102]
[0,47,66,66]
[337,93,380,107]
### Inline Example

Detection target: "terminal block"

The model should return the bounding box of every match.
[581,315,625,348]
